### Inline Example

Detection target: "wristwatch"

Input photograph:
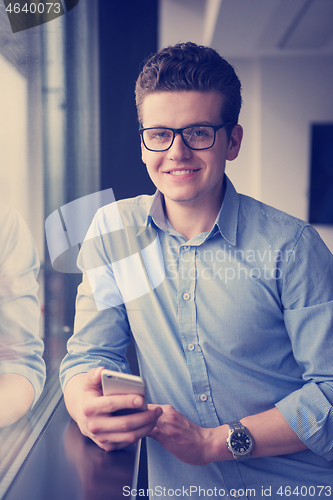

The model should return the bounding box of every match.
[226,420,254,460]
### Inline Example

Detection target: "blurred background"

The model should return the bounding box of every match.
[0,0,332,375]
[0,1,332,494]
[160,0,333,247]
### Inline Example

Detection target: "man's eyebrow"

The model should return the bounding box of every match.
[194,121,215,126]
[145,121,216,128]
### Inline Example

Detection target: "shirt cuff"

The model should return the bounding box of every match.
[276,381,333,461]
[59,356,130,391]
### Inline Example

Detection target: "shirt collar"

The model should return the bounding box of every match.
[214,175,239,246]
[148,191,169,231]
[136,191,169,236]
[138,175,239,246]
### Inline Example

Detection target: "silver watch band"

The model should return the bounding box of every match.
[228,420,245,431]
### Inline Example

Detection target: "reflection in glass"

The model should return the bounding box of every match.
[0,203,45,428]
[0,0,100,495]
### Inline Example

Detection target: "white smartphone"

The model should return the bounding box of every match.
[101,369,147,415]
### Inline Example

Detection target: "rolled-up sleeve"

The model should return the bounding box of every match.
[276,226,333,460]
[59,209,132,390]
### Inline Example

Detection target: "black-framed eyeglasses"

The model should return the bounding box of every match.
[139,122,233,152]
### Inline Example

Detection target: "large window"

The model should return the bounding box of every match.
[0,2,99,496]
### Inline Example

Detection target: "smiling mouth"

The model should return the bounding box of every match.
[167,169,198,175]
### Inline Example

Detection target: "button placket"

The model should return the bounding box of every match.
[176,246,216,426]
[177,245,197,357]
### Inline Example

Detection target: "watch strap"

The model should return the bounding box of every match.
[228,420,245,431]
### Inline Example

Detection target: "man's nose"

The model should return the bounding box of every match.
[167,133,192,160]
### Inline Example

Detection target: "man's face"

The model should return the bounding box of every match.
[140,90,242,211]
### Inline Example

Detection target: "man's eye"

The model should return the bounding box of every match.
[184,127,211,141]
[156,132,169,139]
[193,129,206,137]
[193,128,210,138]
[150,130,172,141]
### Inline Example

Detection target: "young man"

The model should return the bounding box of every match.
[60,43,333,497]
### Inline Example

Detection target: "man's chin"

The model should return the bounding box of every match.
[164,192,201,205]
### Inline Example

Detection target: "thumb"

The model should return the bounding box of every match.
[85,366,105,391]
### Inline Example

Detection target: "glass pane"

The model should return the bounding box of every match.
[0,2,99,496]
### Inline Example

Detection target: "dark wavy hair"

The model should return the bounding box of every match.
[135,42,242,136]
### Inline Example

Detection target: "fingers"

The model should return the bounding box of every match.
[85,406,160,434]
[85,407,162,452]
[78,372,163,451]
[83,392,146,418]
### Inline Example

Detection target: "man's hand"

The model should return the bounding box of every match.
[64,367,162,452]
[148,404,227,465]
[148,405,308,464]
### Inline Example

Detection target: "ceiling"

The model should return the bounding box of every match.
[159,0,333,57]
[1,0,333,76]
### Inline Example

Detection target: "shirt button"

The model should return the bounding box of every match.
[200,394,208,402]
[183,292,190,301]
[183,245,190,251]
[188,343,195,351]
[230,493,239,498]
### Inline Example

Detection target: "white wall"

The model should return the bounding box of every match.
[226,55,333,252]
[0,55,29,221]
[0,54,44,258]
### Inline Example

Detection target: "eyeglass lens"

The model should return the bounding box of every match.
[143,126,216,151]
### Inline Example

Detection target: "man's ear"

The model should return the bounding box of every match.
[227,124,243,161]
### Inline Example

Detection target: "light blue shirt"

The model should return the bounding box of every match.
[0,203,45,405]
[60,176,333,497]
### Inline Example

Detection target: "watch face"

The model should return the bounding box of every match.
[230,431,252,454]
